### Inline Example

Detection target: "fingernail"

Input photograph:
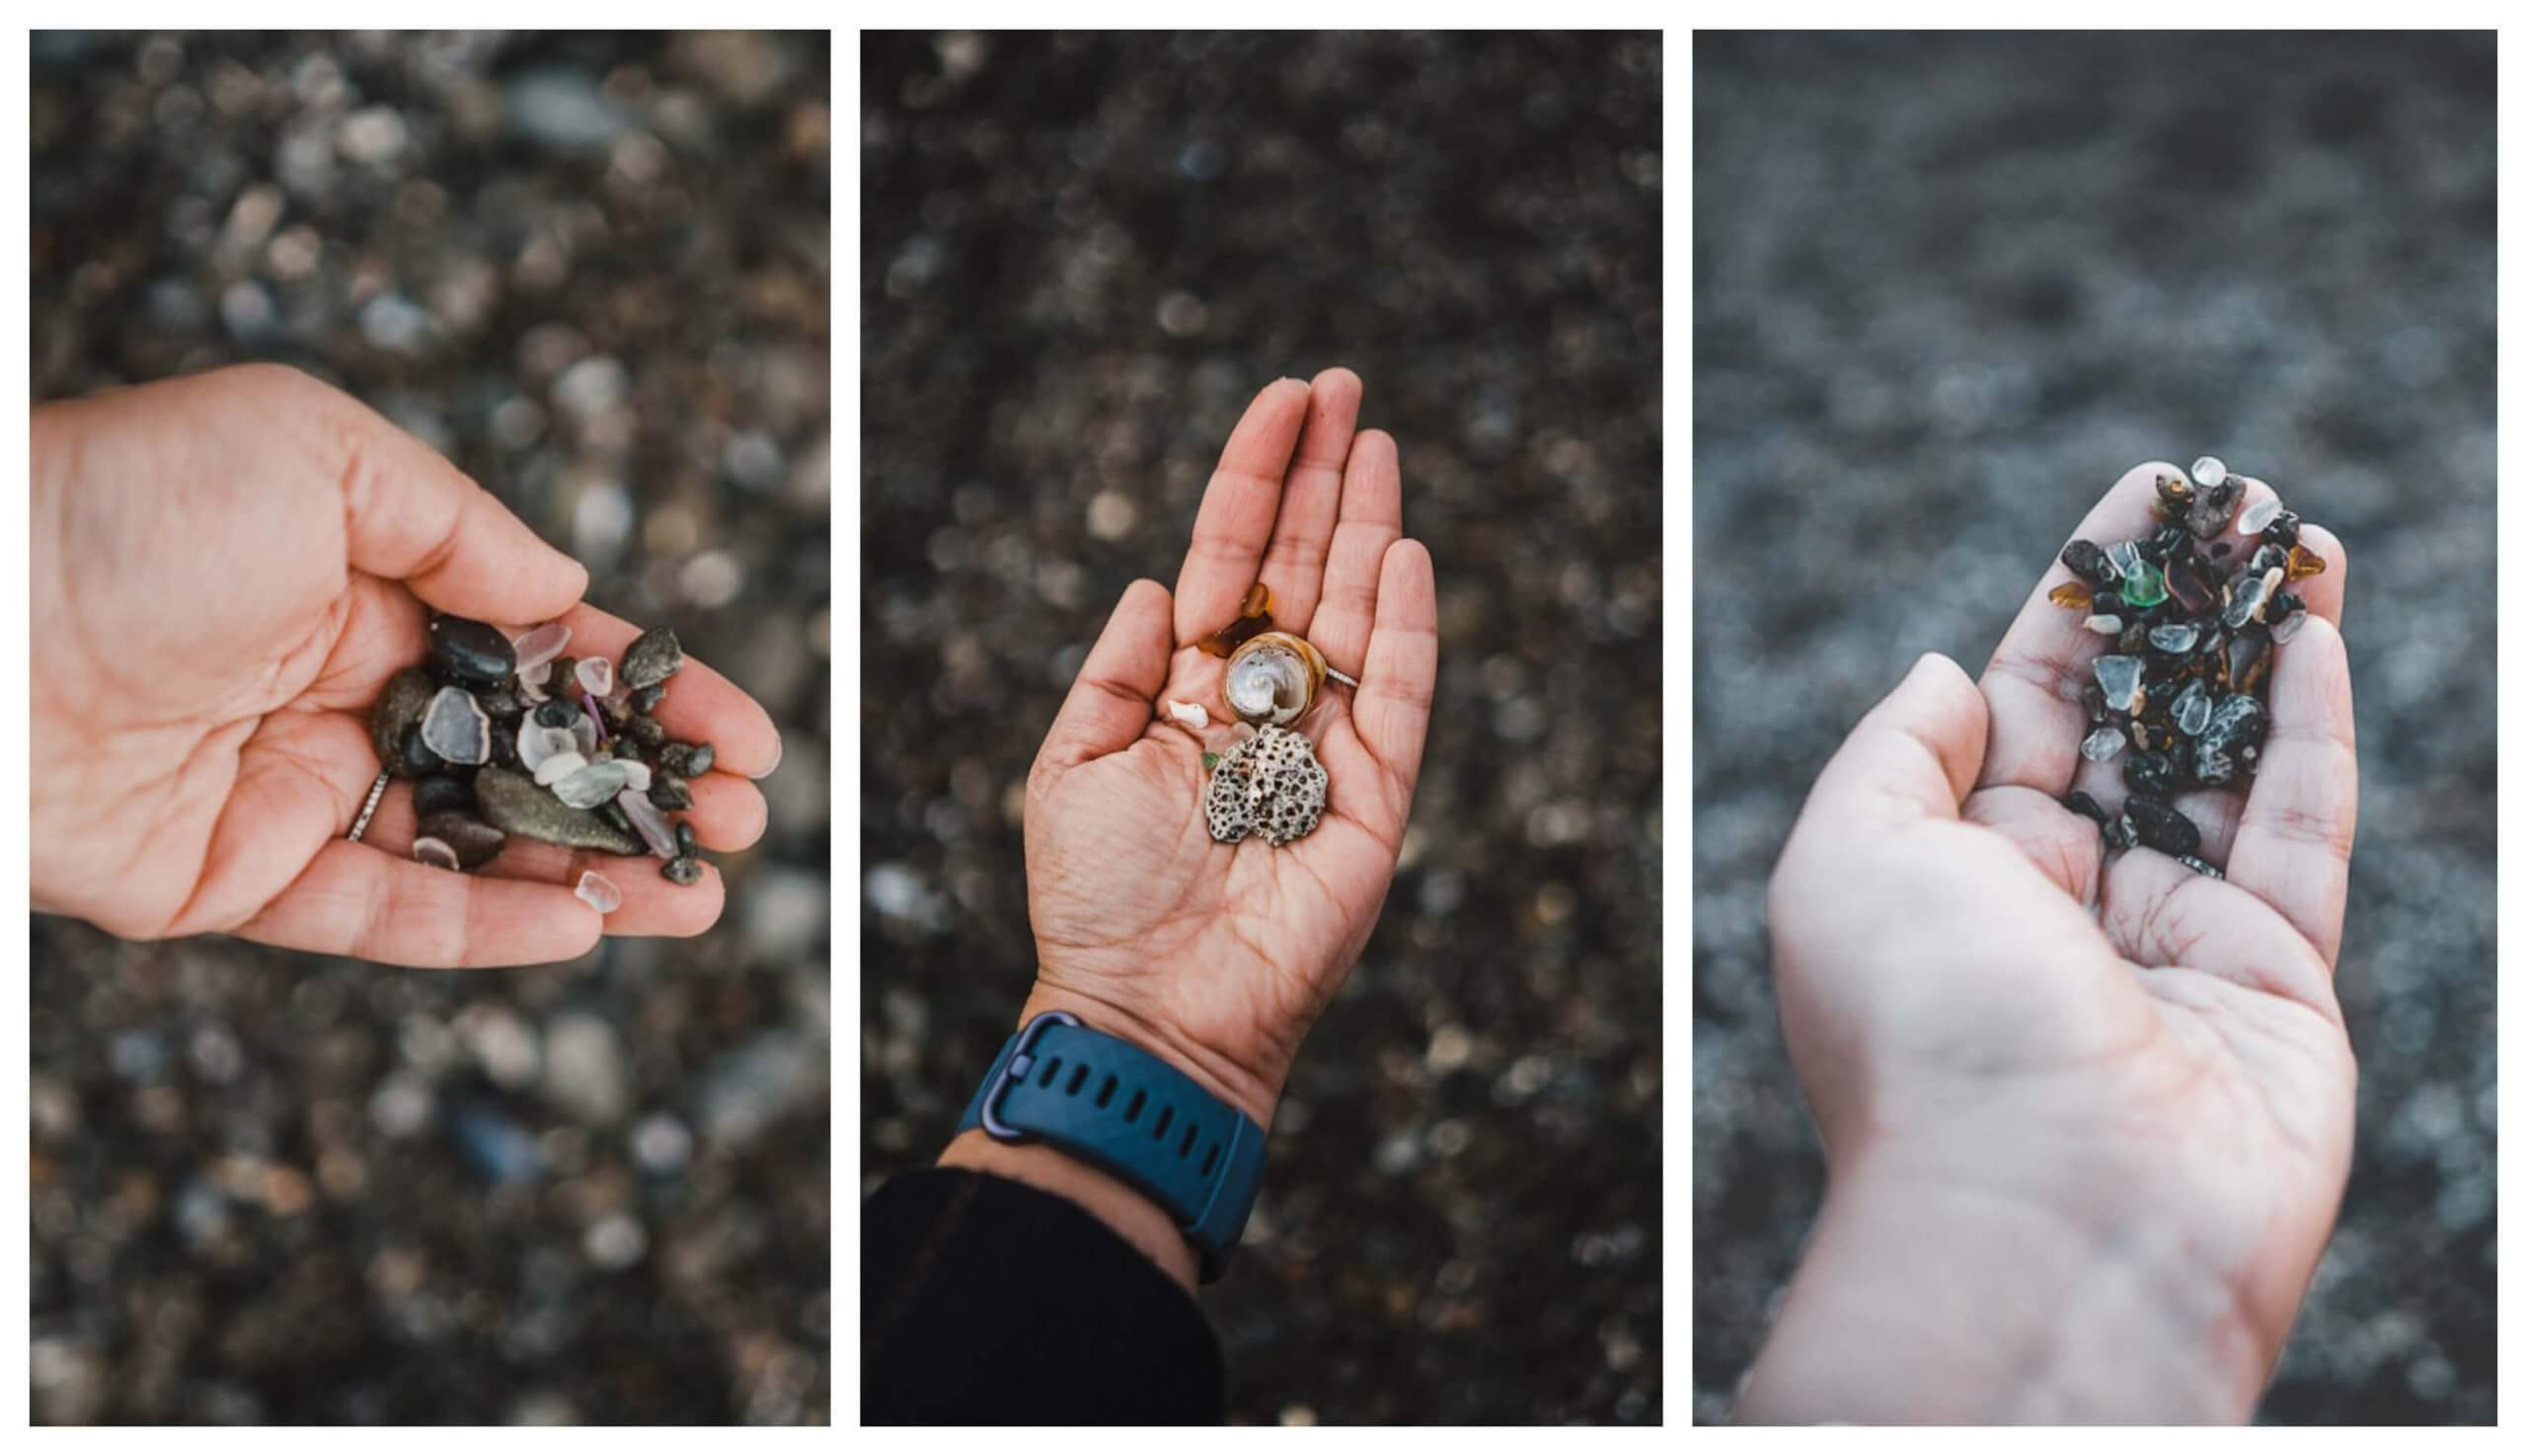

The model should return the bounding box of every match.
[750,731,784,780]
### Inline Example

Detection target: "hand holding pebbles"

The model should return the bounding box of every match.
[361,614,710,884]
[2050,459,2327,874]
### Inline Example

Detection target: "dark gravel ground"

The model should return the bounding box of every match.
[862,32,1661,1424]
[31,32,831,1424]
[1694,33,2493,1424]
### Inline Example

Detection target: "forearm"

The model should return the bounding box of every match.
[1735,1161,2268,1423]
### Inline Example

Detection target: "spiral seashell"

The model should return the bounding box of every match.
[1221,632,1326,727]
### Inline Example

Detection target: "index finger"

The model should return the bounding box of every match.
[1173,379,1312,644]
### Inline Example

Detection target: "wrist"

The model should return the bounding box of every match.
[1737,1149,2267,1423]
[938,1129,1200,1292]
[1016,980,1283,1130]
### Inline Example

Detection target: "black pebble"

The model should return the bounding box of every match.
[534,699,580,729]
[2260,509,2301,548]
[2061,790,2110,825]
[544,658,576,699]
[418,811,507,871]
[426,615,517,687]
[661,856,704,885]
[2060,539,2114,587]
[477,685,525,720]
[2209,541,2233,559]
[400,724,446,776]
[2104,812,2139,852]
[2125,795,2202,857]
[663,740,717,777]
[650,773,693,810]
[2081,683,2109,727]
[2144,521,2189,564]
[2123,749,2177,798]
[626,715,668,748]
[413,774,474,817]
[632,684,667,713]
[675,821,698,858]
[489,721,521,770]
[597,800,637,836]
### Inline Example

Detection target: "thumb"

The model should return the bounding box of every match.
[1798,651,1989,831]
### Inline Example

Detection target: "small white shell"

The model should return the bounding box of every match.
[1166,699,1210,729]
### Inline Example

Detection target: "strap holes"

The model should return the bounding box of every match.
[1179,1124,1198,1158]
[1124,1089,1145,1121]
[1200,1144,1219,1177]
[1153,1106,1174,1139]
[1036,1056,1062,1089]
[1095,1075,1118,1108]
[1066,1063,1090,1097]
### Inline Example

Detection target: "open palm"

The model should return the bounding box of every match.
[32,365,779,967]
[1022,371,1437,1126]
[1766,461,2358,1399]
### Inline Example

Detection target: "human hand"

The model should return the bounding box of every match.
[31,364,781,968]
[1741,462,2357,1422]
[1010,370,1437,1129]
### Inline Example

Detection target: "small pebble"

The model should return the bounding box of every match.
[418,811,506,870]
[2236,496,2283,536]
[649,773,693,810]
[425,614,517,687]
[411,836,461,871]
[420,686,492,766]
[574,870,623,915]
[2148,622,2199,654]
[2084,613,2123,636]
[2125,795,2201,857]
[369,668,438,774]
[534,699,581,729]
[2094,654,2144,714]
[2177,854,2224,879]
[625,715,668,748]
[552,759,632,809]
[576,656,615,697]
[619,788,679,859]
[2190,455,2228,488]
[400,725,446,777]
[674,821,698,858]
[413,774,473,817]
[631,684,667,713]
[511,622,572,677]
[2269,603,2309,643]
[661,856,705,885]
[2080,726,2125,762]
[534,750,588,787]
[661,740,717,777]
[620,626,684,690]
[2061,790,2110,824]
[2059,539,2117,586]
[2123,748,2176,797]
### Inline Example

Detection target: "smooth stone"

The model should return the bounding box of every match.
[426,614,517,687]
[624,715,668,748]
[2236,495,2283,536]
[2059,539,2116,586]
[660,856,704,886]
[574,870,623,915]
[618,787,679,858]
[2093,654,2145,714]
[2123,748,2176,798]
[369,668,438,775]
[648,772,692,810]
[400,725,446,777]
[2125,796,2201,857]
[534,750,588,787]
[413,774,474,817]
[473,767,644,854]
[544,657,577,699]
[534,699,581,729]
[2061,790,2110,825]
[2148,623,2199,654]
[412,837,462,871]
[621,627,684,690]
[421,686,492,766]
[2083,614,2122,636]
[477,684,525,721]
[661,740,716,777]
[519,723,578,775]
[2190,455,2227,488]
[576,656,615,697]
[631,684,666,713]
[2223,573,2270,629]
[553,759,633,809]
[2080,726,2125,763]
[2192,694,2270,786]
[418,810,507,870]
[674,821,698,858]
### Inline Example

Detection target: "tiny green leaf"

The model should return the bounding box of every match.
[1201,752,1220,771]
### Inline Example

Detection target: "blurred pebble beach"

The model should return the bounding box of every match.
[32,32,830,1424]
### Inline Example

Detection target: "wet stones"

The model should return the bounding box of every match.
[361,615,720,883]
[2043,458,2329,871]
[426,614,516,687]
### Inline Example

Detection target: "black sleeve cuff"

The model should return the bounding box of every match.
[862,1168,1227,1424]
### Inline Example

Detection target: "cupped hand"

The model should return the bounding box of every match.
[1752,462,2358,1418]
[1017,370,1438,1126]
[31,364,781,968]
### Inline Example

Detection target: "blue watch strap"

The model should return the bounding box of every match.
[957,1012,1267,1282]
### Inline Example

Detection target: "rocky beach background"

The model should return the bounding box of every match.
[863,33,1662,1423]
[31,32,831,1423]
[1694,33,2494,1423]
